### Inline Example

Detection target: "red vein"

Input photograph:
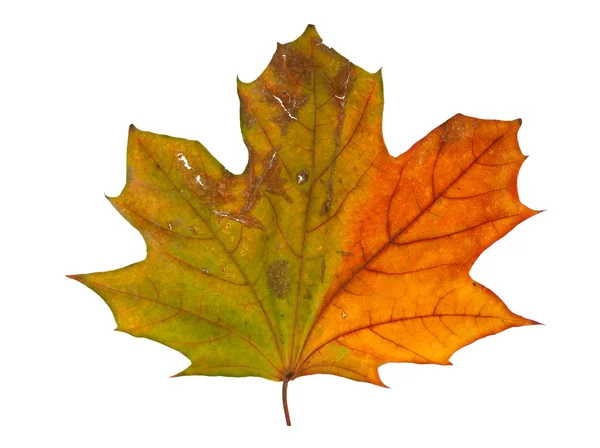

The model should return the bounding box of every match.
[125,309,182,332]
[163,332,231,345]
[390,213,524,248]
[314,81,377,182]
[369,327,435,363]
[135,139,285,372]
[307,145,377,234]
[441,187,508,200]
[261,187,301,257]
[83,279,281,375]
[295,364,374,382]
[244,101,296,184]
[183,365,281,381]
[363,262,463,277]
[115,201,214,241]
[294,131,508,372]
[296,313,525,373]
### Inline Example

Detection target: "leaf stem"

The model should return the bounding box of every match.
[282,379,291,426]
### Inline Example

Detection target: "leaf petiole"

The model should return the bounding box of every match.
[282,379,291,426]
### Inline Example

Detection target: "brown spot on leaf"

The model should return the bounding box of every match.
[189,225,203,234]
[262,151,293,203]
[267,259,291,299]
[320,178,333,216]
[336,251,354,257]
[176,152,237,209]
[240,101,256,130]
[264,86,309,135]
[322,63,353,106]
[212,210,265,230]
[296,168,309,185]
[272,43,311,87]
[242,143,292,215]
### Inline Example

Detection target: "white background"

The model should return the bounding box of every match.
[1,1,599,446]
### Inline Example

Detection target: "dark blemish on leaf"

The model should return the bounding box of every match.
[296,168,309,185]
[266,89,310,136]
[322,62,353,105]
[336,251,353,257]
[472,281,477,287]
[176,152,237,209]
[212,210,265,231]
[240,142,263,213]
[280,314,285,318]
[189,225,203,234]
[240,101,256,129]
[272,92,310,136]
[320,178,333,216]
[265,42,312,136]
[272,43,311,87]
[245,144,293,205]
[267,259,291,299]
[304,287,312,300]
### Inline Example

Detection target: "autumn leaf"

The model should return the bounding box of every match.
[69,25,540,426]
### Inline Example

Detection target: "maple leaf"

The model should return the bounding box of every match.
[69,25,540,426]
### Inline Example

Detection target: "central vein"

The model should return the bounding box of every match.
[288,38,318,373]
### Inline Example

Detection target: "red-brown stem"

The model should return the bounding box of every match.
[282,380,291,426]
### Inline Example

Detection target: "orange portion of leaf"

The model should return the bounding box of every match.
[70,25,539,393]
[293,116,539,385]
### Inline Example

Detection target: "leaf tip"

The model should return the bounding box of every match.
[66,274,82,282]
[529,208,547,218]
[302,23,322,41]
[450,112,467,122]
[526,318,544,326]
[104,194,119,207]
[372,369,390,388]
[129,124,137,134]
